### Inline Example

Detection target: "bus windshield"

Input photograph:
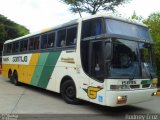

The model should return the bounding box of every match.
[139,43,157,79]
[106,19,151,41]
[108,39,157,79]
[81,18,157,81]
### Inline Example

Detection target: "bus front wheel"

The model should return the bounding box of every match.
[61,80,80,104]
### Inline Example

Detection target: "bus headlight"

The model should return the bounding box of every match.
[152,92,157,96]
[110,85,130,90]
[117,95,127,104]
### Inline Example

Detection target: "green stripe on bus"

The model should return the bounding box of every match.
[30,53,49,86]
[37,51,61,88]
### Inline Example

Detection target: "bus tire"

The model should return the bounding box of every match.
[8,70,13,83]
[60,80,80,104]
[12,71,20,86]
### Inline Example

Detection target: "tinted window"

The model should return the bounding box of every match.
[34,37,40,50]
[29,36,40,50]
[12,41,19,53]
[3,44,7,54]
[6,44,12,54]
[48,32,55,48]
[57,29,66,47]
[20,39,28,52]
[106,19,151,41]
[29,38,34,50]
[82,18,103,39]
[66,26,77,46]
[41,32,55,49]
[41,34,48,49]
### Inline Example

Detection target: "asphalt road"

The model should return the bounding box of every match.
[0,75,160,120]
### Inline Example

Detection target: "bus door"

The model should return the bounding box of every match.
[85,41,104,102]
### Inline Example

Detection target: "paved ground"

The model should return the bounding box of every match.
[0,75,160,120]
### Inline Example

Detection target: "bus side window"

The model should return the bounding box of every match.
[66,26,77,46]
[57,29,66,47]
[20,39,28,52]
[3,44,7,55]
[12,42,19,53]
[6,44,12,54]
[48,32,55,48]
[29,38,34,50]
[41,34,48,49]
[34,37,40,50]
[20,40,24,51]
[24,39,28,51]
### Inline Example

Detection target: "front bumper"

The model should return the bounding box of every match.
[105,88,157,107]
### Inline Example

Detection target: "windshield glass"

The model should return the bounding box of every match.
[107,39,157,79]
[106,19,151,41]
[108,39,141,78]
[139,43,157,78]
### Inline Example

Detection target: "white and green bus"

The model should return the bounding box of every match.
[2,14,158,107]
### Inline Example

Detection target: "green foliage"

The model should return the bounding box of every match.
[143,12,160,80]
[130,12,160,81]
[130,11,143,22]
[61,0,131,16]
[0,14,29,43]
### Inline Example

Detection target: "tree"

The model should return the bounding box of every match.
[130,11,143,22]
[0,14,29,44]
[143,12,160,82]
[0,14,29,63]
[61,0,131,16]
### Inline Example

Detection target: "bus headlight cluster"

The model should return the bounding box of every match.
[117,95,127,104]
[110,85,130,90]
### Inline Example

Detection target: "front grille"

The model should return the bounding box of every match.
[130,85,140,89]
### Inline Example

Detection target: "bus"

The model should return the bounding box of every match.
[2,14,158,107]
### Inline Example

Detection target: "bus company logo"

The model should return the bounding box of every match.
[83,86,102,99]
[61,57,75,64]
[3,57,9,62]
[122,81,136,85]
[12,56,28,63]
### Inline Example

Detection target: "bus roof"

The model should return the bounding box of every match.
[4,14,147,44]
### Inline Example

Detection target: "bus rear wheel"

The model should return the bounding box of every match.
[61,80,80,104]
[12,72,20,86]
[8,70,13,83]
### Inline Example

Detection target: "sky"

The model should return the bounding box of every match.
[0,0,160,33]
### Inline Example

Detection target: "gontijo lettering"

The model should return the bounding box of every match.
[13,56,27,62]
